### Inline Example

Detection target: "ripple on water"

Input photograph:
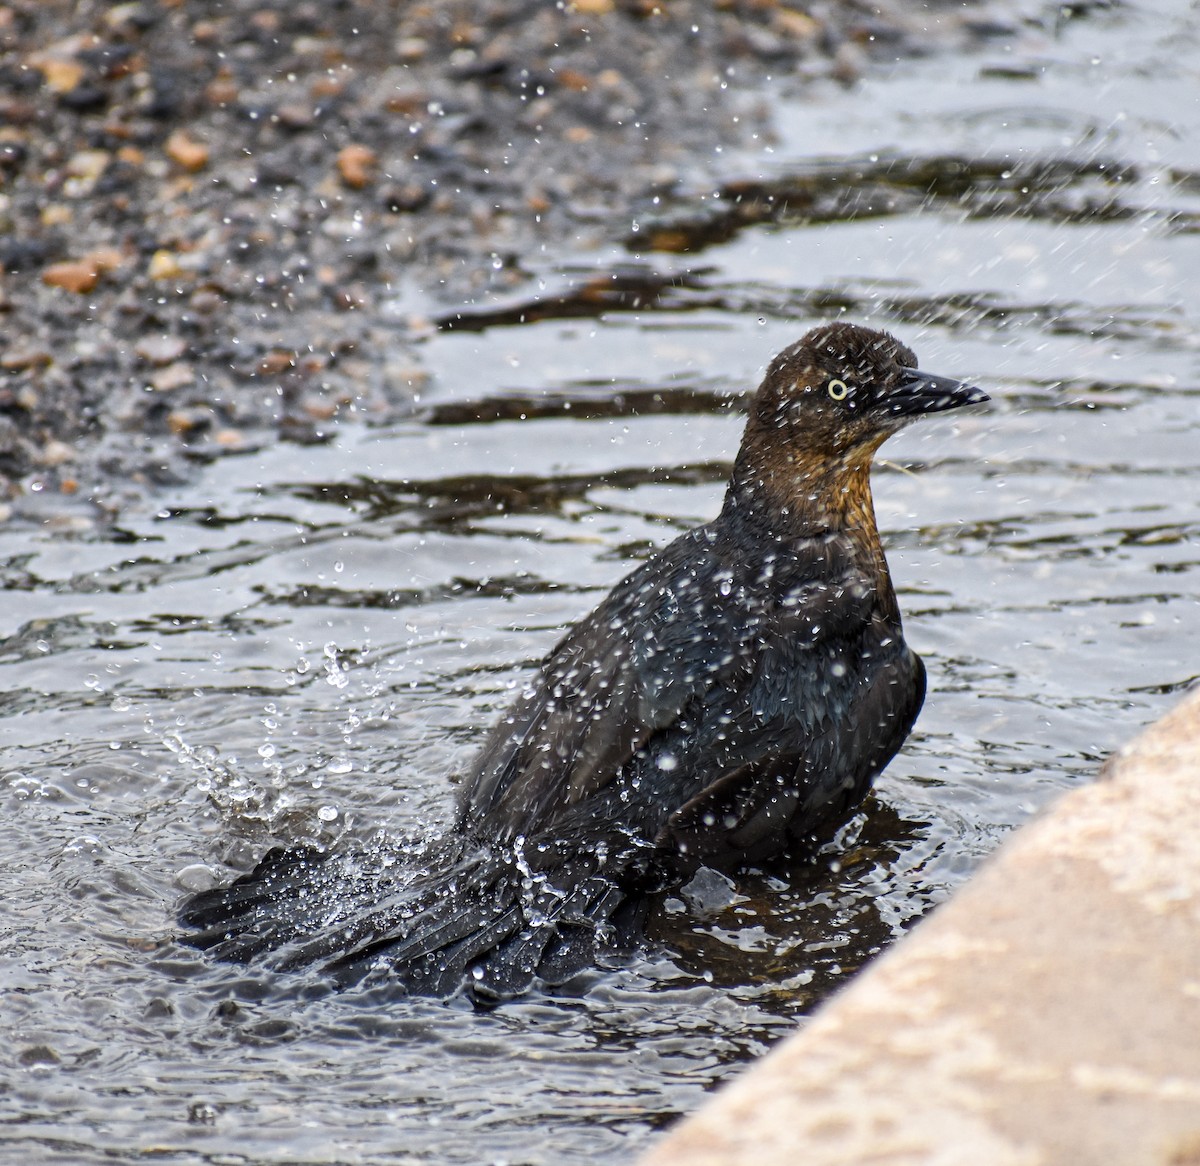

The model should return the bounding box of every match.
[4,5,1200,1162]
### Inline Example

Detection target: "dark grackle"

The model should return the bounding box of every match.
[178,322,988,1002]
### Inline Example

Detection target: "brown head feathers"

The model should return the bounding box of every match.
[726,322,984,536]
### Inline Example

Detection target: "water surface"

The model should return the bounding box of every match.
[3,5,1200,1163]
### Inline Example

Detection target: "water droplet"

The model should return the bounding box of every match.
[317,805,339,822]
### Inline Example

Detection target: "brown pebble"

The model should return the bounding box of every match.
[257,350,297,376]
[250,9,281,34]
[775,8,821,39]
[275,104,314,130]
[150,362,195,392]
[384,91,427,115]
[645,229,693,253]
[190,19,220,42]
[188,287,224,314]
[166,409,208,437]
[43,248,122,293]
[135,335,188,366]
[303,399,338,422]
[337,143,377,189]
[165,130,209,173]
[205,76,239,107]
[43,259,100,294]
[0,348,52,372]
[312,76,345,100]
[395,38,427,62]
[382,182,429,213]
[34,57,85,95]
[564,126,594,144]
[213,428,245,448]
[569,0,615,13]
[556,69,592,92]
[89,247,125,274]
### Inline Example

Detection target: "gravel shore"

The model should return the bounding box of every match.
[0,0,1017,520]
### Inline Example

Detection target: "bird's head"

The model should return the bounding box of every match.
[727,322,988,535]
[747,321,988,461]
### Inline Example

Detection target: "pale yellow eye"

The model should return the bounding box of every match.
[827,378,850,401]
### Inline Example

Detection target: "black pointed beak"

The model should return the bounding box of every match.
[884,368,990,418]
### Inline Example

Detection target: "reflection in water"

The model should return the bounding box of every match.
[3,5,1200,1163]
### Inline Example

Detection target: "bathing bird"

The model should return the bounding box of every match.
[178,321,987,1001]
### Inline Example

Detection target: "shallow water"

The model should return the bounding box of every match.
[4,4,1200,1163]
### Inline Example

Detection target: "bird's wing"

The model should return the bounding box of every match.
[456,529,752,836]
[659,637,925,865]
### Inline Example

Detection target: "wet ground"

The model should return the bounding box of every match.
[0,0,997,507]
[4,1,1200,1164]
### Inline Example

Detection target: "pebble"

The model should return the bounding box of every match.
[41,204,73,227]
[1,348,52,372]
[165,130,210,172]
[166,408,211,437]
[66,149,111,182]
[42,248,124,294]
[135,335,188,366]
[257,350,297,376]
[150,362,196,393]
[36,439,76,468]
[337,144,377,189]
[147,249,185,280]
[43,261,99,294]
[32,56,84,95]
[382,182,430,213]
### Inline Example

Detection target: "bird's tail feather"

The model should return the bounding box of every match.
[177,833,644,1001]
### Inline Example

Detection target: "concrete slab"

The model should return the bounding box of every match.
[639,688,1200,1166]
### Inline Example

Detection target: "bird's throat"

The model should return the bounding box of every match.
[727,435,886,541]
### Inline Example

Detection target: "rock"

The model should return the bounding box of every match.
[257,350,297,375]
[147,250,184,280]
[0,348,52,372]
[36,439,75,467]
[66,148,111,182]
[40,204,73,227]
[32,56,84,95]
[135,335,188,366]
[150,362,196,393]
[166,408,212,437]
[43,259,99,294]
[382,182,430,213]
[42,248,123,293]
[165,129,210,172]
[337,143,377,189]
